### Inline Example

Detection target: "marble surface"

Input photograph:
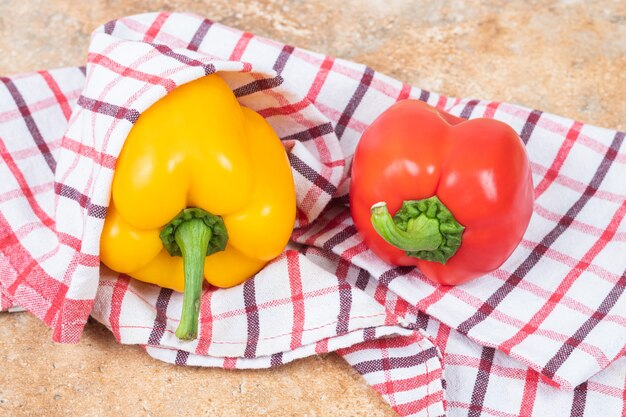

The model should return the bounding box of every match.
[0,1,624,416]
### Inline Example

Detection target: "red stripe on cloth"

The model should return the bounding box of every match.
[483,101,501,119]
[457,131,625,336]
[38,71,72,121]
[257,97,310,118]
[435,95,447,111]
[286,251,305,350]
[393,391,445,417]
[396,83,412,101]
[434,322,452,353]
[87,53,177,92]
[416,285,453,312]
[108,274,131,341]
[583,381,625,399]
[298,209,351,245]
[622,377,626,417]
[315,337,329,354]
[380,339,398,410]
[0,213,65,326]
[371,366,441,396]
[51,298,94,343]
[46,251,82,328]
[0,182,52,205]
[533,204,626,240]
[518,369,539,417]
[531,160,625,203]
[0,139,54,228]
[0,89,81,123]
[499,199,626,355]
[229,31,253,61]
[542,270,626,378]
[534,120,584,198]
[61,137,117,170]
[196,285,217,355]
[308,56,335,103]
[143,12,169,42]
[448,402,519,417]
[223,357,237,369]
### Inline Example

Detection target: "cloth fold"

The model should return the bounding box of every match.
[1,11,625,417]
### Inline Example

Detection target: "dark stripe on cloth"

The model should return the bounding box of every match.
[468,347,496,417]
[1,77,56,172]
[103,20,116,34]
[415,310,430,331]
[520,110,543,144]
[543,270,626,378]
[147,288,173,345]
[323,225,357,251]
[336,278,353,335]
[288,153,337,196]
[351,347,439,375]
[187,18,213,51]
[273,45,295,73]
[335,67,375,139]
[569,382,588,417]
[418,90,430,103]
[152,44,215,75]
[378,266,415,287]
[355,268,370,291]
[270,352,283,367]
[243,279,260,358]
[281,123,334,142]
[457,130,625,335]
[54,183,107,219]
[233,76,284,98]
[459,99,480,119]
[174,350,189,365]
[77,96,140,123]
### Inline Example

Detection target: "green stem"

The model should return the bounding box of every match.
[159,208,228,341]
[370,196,464,265]
[174,219,211,340]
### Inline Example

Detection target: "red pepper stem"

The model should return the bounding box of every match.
[371,202,442,252]
[370,197,465,265]
[174,218,212,341]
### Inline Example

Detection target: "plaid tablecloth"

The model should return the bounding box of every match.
[1,12,624,417]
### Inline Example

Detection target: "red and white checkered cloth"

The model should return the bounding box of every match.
[1,11,625,417]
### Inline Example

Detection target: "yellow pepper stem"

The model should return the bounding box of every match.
[174,218,212,340]
[159,208,228,341]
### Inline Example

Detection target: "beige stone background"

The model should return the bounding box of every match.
[0,1,624,416]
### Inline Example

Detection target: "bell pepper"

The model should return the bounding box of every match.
[350,100,534,285]
[100,74,296,340]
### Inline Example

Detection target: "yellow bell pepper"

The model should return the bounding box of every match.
[100,74,296,340]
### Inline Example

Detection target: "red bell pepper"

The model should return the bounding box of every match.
[349,100,534,285]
